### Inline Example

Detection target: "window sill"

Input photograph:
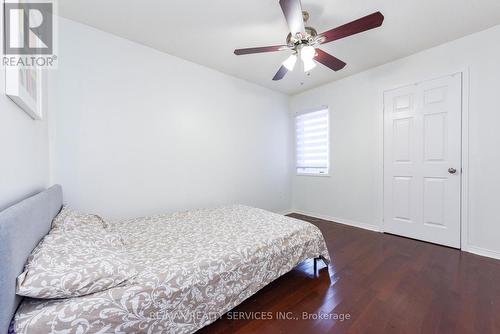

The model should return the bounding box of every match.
[296,173,330,178]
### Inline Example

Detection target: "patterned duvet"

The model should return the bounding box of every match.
[14,205,330,334]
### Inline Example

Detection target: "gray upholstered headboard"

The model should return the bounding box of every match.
[0,185,63,334]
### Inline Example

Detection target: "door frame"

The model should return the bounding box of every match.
[379,69,470,250]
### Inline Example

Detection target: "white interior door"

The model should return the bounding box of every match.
[383,74,462,248]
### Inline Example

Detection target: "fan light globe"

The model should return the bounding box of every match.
[301,45,316,61]
[283,54,298,71]
[303,59,317,72]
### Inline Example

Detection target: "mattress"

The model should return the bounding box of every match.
[14,205,330,334]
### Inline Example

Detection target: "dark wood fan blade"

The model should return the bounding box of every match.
[234,45,289,55]
[319,12,384,44]
[314,49,346,71]
[279,0,305,36]
[272,65,288,81]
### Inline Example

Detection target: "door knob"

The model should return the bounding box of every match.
[448,168,457,174]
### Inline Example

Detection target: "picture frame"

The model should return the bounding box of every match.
[5,67,43,120]
[3,0,45,120]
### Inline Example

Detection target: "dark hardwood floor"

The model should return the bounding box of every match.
[198,214,500,334]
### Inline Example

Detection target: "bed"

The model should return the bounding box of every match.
[0,186,330,334]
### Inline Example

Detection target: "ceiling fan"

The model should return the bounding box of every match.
[234,0,384,81]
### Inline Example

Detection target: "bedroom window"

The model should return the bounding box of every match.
[295,107,330,176]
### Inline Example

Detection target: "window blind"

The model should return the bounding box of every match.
[295,108,329,175]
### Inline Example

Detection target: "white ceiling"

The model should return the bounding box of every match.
[59,0,500,95]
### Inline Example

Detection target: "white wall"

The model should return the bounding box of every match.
[49,18,292,219]
[0,70,50,211]
[291,25,500,258]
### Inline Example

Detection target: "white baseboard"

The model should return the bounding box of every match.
[465,245,500,261]
[276,209,294,216]
[289,209,381,232]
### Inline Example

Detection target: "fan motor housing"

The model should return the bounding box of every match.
[287,27,318,45]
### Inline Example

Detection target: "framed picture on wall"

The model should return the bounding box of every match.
[5,66,44,120]
[3,0,45,120]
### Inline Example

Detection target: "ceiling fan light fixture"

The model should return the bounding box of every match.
[300,45,316,62]
[283,54,298,71]
[303,59,317,72]
[233,0,384,82]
